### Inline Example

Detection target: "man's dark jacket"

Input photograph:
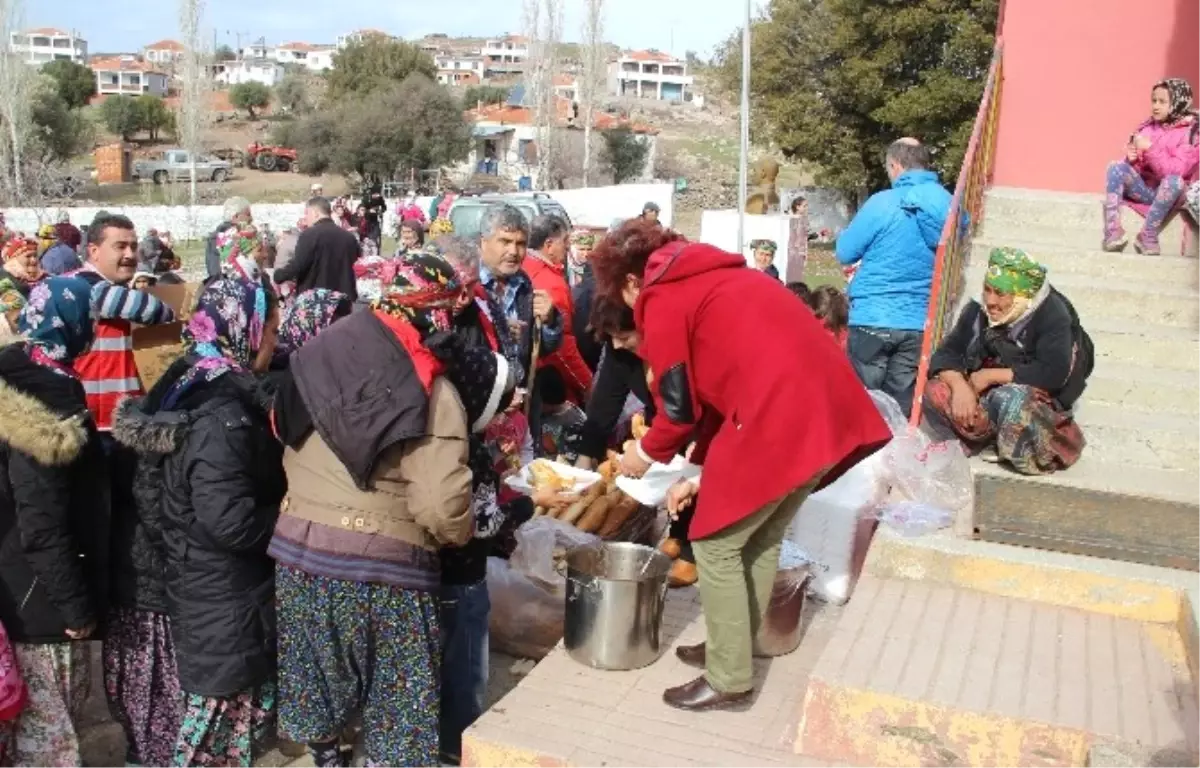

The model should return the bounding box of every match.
[273,218,360,300]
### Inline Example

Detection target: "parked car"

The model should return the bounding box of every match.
[133,149,233,184]
[447,192,573,239]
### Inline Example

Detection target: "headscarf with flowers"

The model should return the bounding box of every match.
[217,224,263,282]
[1154,77,1198,123]
[36,224,56,256]
[18,277,94,373]
[2,237,37,270]
[373,248,462,336]
[428,218,454,237]
[0,277,26,316]
[276,288,350,357]
[163,275,269,410]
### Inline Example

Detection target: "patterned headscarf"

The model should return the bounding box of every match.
[572,232,596,249]
[217,224,263,282]
[0,277,25,316]
[19,277,94,369]
[1154,78,1196,123]
[374,248,462,336]
[750,239,778,253]
[277,288,350,356]
[36,224,56,255]
[163,275,269,409]
[3,237,37,267]
[985,247,1047,298]
[429,218,454,237]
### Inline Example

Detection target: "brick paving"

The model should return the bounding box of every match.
[463,586,846,767]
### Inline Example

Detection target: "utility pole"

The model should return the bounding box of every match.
[736,0,751,254]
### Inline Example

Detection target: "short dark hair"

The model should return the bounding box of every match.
[786,281,811,302]
[528,214,569,251]
[884,140,931,171]
[87,213,136,247]
[536,367,567,407]
[306,196,332,217]
[642,201,660,214]
[588,295,636,341]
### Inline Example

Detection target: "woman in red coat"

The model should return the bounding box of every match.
[592,220,890,711]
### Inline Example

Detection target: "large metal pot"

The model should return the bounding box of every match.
[564,542,672,670]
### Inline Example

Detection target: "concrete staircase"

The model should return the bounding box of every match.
[955,186,1200,569]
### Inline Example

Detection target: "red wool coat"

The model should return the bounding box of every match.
[523,254,594,402]
[635,242,892,540]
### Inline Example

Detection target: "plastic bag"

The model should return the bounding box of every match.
[877,501,954,537]
[883,435,973,516]
[508,516,600,589]
[614,455,702,507]
[0,620,26,721]
[486,557,565,660]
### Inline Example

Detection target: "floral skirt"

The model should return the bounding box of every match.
[103,608,183,767]
[172,681,276,768]
[0,642,90,767]
[923,381,1086,475]
[276,565,441,767]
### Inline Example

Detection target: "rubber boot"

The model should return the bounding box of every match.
[1102,194,1127,251]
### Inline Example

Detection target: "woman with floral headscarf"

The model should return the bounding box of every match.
[923,247,1093,475]
[110,274,285,767]
[1,238,43,297]
[271,288,352,368]
[1104,78,1199,254]
[269,249,509,767]
[0,277,25,339]
[0,277,109,766]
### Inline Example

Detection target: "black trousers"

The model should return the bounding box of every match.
[668,503,696,564]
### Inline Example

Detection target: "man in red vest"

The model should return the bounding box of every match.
[73,213,175,432]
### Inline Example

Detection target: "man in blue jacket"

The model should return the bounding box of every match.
[835,139,951,416]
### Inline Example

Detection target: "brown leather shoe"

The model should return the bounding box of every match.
[667,559,698,588]
[675,642,768,667]
[662,675,753,711]
[659,537,682,560]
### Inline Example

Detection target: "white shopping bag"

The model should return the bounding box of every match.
[615,455,702,507]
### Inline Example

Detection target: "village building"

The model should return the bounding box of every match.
[9,26,87,65]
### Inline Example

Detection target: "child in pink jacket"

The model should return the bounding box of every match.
[1104,78,1199,255]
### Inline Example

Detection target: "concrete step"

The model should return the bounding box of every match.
[970,237,1200,290]
[1085,317,1200,372]
[795,575,1199,767]
[1073,401,1199,473]
[981,187,1199,257]
[1085,360,1199,416]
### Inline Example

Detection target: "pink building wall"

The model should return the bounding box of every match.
[992,0,1199,193]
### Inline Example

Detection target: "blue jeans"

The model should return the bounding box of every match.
[847,326,924,417]
[438,580,490,759]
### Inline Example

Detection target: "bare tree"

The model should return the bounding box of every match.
[178,0,206,213]
[580,0,605,186]
[524,0,562,189]
[0,0,34,202]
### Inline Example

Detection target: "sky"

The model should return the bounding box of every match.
[35,0,746,60]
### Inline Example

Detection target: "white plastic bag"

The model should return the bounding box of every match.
[883,435,973,517]
[507,516,600,588]
[878,501,954,537]
[503,459,603,497]
[615,455,702,507]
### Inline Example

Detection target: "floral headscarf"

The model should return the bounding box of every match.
[0,277,26,316]
[985,247,1046,298]
[19,277,94,370]
[1154,78,1197,123]
[2,237,37,268]
[373,248,462,336]
[429,218,454,237]
[163,275,269,410]
[217,224,263,282]
[277,288,350,357]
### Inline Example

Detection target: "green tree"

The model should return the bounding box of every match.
[275,72,310,114]
[41,59,96,109]
[99,94,143,141]
[229,81,272,119]
[136,95,172,141]
[326,37,437,99]
[601,128,651,184]
[462,84,510,107]
[292,74,470,179]
[715,0,998,199]
[30,86,93,160]
[215,44,236,61]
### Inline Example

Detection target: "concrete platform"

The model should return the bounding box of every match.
[462,587,846,768]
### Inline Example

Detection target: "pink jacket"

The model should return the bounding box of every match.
[1131,117,1199,187]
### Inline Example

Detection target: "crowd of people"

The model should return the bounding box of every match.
[0,112,1141,766]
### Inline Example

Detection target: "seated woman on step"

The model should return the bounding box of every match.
[1103,77,1199,255]
[922,248,1093,476]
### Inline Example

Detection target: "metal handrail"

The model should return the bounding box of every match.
[908,39,1005,426]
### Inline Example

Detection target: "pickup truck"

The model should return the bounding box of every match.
[133,149,233,184]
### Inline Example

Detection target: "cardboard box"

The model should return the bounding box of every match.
[146,282,201,320]
[132,321,185,391]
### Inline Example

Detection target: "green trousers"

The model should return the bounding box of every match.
[691,477,819,693]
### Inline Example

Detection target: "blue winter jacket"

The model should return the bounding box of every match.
[835,169,952,331]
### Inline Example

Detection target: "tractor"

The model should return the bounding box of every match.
[245,142,299,172]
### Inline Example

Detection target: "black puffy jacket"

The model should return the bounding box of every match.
[157,366,286,697]
[0,341,109,644]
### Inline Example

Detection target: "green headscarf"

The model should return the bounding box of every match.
[985,247,1046,298]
